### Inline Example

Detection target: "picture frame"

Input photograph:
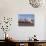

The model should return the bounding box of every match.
[18,14,34,26]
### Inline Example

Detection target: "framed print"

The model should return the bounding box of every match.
[18,14,34,26]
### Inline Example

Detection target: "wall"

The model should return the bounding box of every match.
[0,0,46,40]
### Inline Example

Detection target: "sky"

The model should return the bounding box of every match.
[18,14,34,20]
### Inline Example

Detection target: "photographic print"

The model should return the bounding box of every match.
[18,14,34,26]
